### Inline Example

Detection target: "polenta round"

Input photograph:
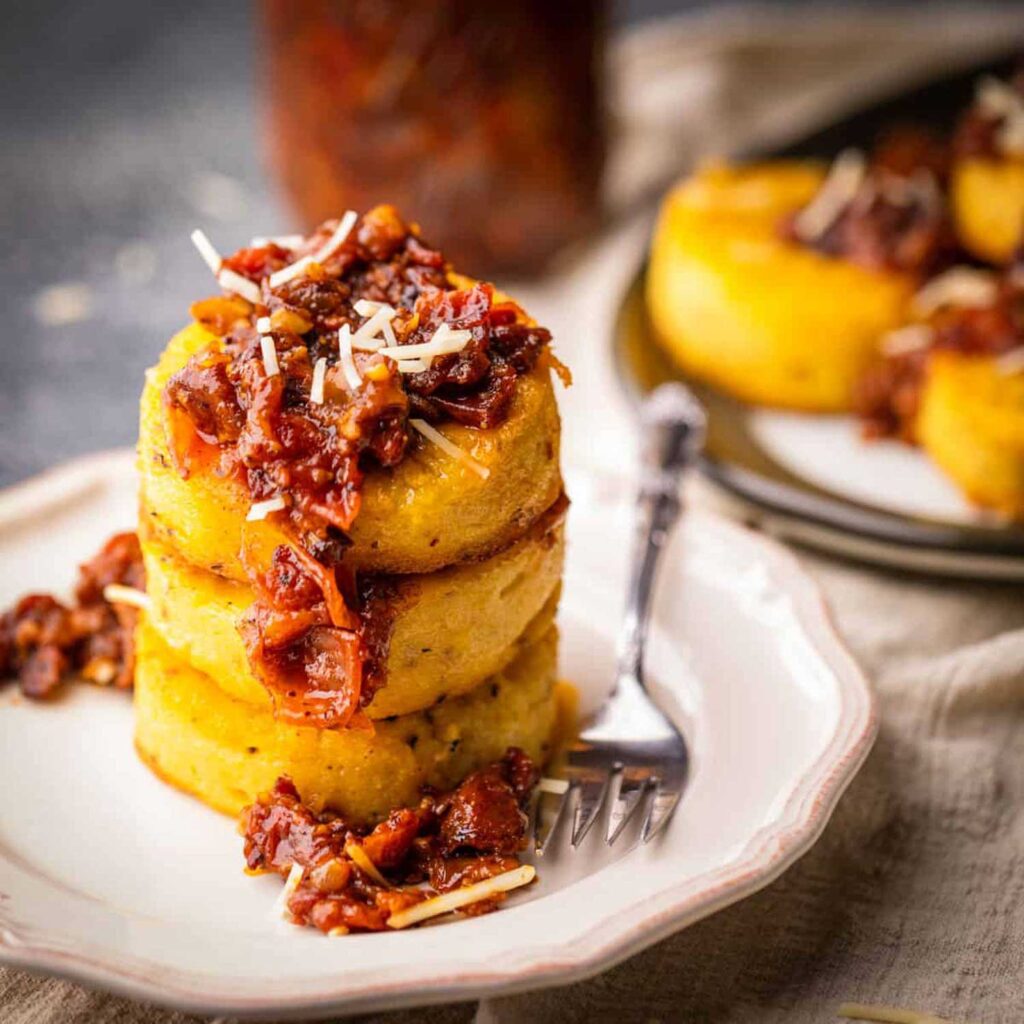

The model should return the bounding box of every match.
[138,322,563,581]
[646,162,915,411]
[142,500,564,718]
[134,621,560,823]
[950,157,1024,264]
[918,351,1024,518]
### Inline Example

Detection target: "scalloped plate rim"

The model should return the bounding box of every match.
[0,449,877,1019]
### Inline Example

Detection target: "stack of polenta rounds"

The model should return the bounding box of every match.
[134,315,567,824]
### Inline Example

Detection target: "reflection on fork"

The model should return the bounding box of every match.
[533,383,704,855]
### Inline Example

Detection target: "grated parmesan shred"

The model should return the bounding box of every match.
[344,842,390,888]
[263,210,357,291]
[354,299,387,317]
[338,324,362,389]
[260,335,281,377]
[792,149,866,242]
[880,325,934,358]
[310,356,327,404]
[378,323,473,364]
[386,865,535,930]
[256,316,273,334]
[218,268,261,305]
[190,228,222,274]
[273,862,305,922]
[246,495,287,522]
[410,419,490,479]
[977,76,1024,156]
[537,777,569,795]
[351,305,398,351]
[102,584,150,611]
[312,210,358,264]
[912,267,998,318]
[269,254,315,290]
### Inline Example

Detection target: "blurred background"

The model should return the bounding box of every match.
[3,0,1022,489]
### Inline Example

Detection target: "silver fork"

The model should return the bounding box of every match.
[538,382,706,851]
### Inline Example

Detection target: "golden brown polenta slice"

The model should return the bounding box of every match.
[951,158,1024,264]
[134,621,559,823]
[138,323,563,581]
[646,162,915,411]
[917,351,1024,518]
[142,500,564,718]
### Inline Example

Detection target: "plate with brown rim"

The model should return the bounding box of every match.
[0,449,875,1019]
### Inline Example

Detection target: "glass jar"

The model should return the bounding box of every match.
[263,0,606,278]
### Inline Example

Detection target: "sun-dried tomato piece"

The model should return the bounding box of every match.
[241,750,539,933]
[0,532,144,699]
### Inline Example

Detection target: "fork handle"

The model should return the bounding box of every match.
[618,383,707,685]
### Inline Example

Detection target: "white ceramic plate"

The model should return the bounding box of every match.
[0,450,875,1019]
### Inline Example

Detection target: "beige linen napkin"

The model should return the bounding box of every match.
[6,5,1024,1023]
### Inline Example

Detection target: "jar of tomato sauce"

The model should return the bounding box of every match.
[263,0,606,278]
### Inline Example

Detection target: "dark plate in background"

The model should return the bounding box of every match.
[614,50,1024,579]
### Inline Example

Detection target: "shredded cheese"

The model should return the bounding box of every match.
[379,323,472,363]
[912,267,998,318]
[328,926,350,937]
[880,325,934,357]
[395,359,430,374]
[218,268,261,305]
[387,865,535,930]
[273,862,305,922]
[978,75,1021,117]
[102,584,151,611]
[338,324,362,389]
[410,419,490,479]
[310,356,327,404]
[977,76,1024,156]
[312,210,358,264]
[246,495,287,521]
[538,777,569,795]
[344,841,390,888]
[190,228,222,274]
[260,334,281,377]
[996,347,1024,376]
[351,305,398,351]
[255,315,273,334]
[837,1003,950,1024]
[354,299,387,317]
[792,149,866,242]
[269,254,315,290]
[192,227,259,303]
